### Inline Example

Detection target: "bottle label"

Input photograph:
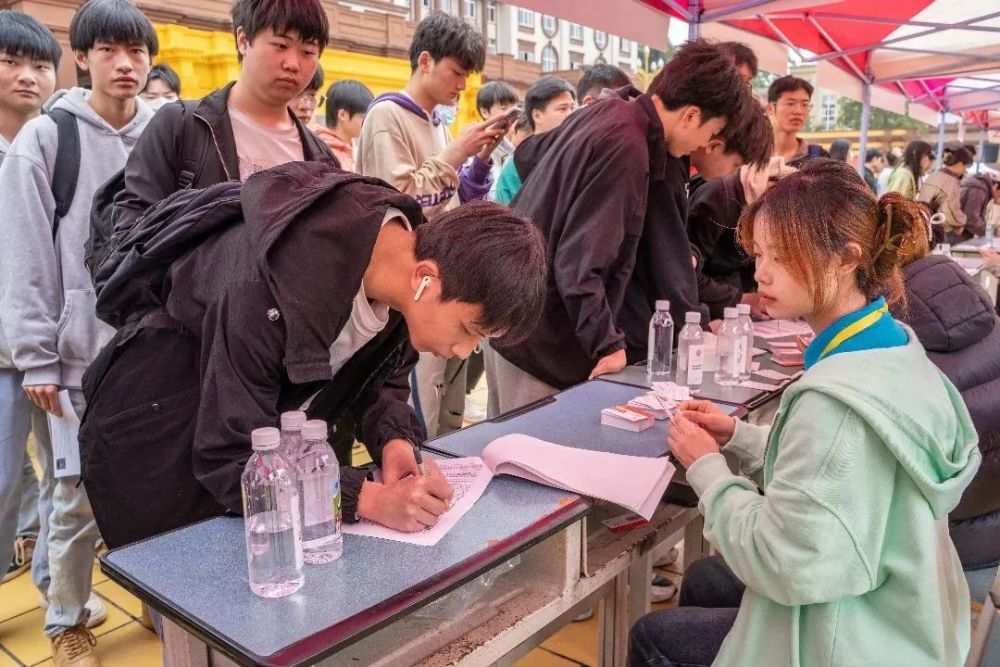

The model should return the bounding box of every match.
[687,344,704,385]
[732,338,747,376]
[332,478,342,529]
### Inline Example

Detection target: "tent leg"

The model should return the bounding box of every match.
[687,0,700,40]
[977,125,986,172]
[857,80,871,178]
[936,110,946,169]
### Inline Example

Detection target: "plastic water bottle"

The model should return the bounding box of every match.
[736,304,754,382]
[242,427,304,598]
[647,300,674,377]
[295,420,343,564]
[280,411,307,462]
[676,312,705,387]
[715,308,745,387]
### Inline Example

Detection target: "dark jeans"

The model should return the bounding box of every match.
[629,557,746,667]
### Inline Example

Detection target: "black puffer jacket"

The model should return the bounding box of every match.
[891,255,1000,568]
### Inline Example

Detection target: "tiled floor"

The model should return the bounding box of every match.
[0,377,683,666]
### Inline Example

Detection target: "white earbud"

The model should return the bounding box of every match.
[414,276,432,302]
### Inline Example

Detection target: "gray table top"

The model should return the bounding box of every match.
[600,337,799,409]
[101,468,588,666]
[953,237,990,253]
[425,379,744,460]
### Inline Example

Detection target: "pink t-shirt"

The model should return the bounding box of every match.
[228,104,304,181]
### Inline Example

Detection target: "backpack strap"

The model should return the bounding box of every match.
[176,102,206,190]
[48,108,81,239]
[807,144,823,158]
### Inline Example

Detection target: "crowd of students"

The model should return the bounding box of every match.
[0,1,997,666]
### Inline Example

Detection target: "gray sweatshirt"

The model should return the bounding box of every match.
[0,88,152,385]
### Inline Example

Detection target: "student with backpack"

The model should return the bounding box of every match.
[0,5,58,603]
[357,12,504,438]
[0,1,157,664]
[109,0,336,241]
[79,164,547,552]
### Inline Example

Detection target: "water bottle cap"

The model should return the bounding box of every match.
[724,307,738,319]
[301,420,328,440]
[250,427,280,451]
[655,300,670,311]
[685,311,701,323]
[736,304,751,315]
[280,411,307,430]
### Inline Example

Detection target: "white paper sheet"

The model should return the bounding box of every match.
[341,457,493,546]
[752,319,813,340]
[739,380,783,391]
[482,434,674,520]
[46,390,81,479]
[754,368,796,382]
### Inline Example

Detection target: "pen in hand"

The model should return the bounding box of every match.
[412,441,427,477]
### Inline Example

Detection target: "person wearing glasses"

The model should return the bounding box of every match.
[290,62,324,127]
[766,75,828,164]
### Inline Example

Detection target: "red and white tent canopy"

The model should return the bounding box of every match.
[514,0,1000,127]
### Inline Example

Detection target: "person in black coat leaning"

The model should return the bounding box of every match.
[890,215,1000,569]
[485,41,754,417]
[80,163,548,548]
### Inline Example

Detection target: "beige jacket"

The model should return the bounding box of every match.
[918,168,967,236]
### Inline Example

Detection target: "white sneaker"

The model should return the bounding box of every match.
[654,546,680,569]
[650,574,678,604]
[38,593,108,629]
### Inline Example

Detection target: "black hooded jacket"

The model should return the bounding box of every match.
[81,163,424,546]
[891,255,1000,568]
[494,94,699,387]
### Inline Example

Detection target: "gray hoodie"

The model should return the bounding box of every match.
[0,88,152,385]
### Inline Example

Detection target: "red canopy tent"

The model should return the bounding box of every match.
[513,0,1000,168]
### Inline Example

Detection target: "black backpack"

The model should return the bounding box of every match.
[84,102,209,280]
[47,108,80,240]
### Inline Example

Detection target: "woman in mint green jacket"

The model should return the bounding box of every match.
[630,160,981,667]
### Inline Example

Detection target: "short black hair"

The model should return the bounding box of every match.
[476,80,518,117]
[305,62,324,92]
[409,12,486,73]
[767,75,814,104]
[648,40,750,124]
[0,10,61,68]
[719,41,758,79]
[231,0,329,57]
[144,63,181,96]
[325,79,374,128]
[524,76,575,131]
[576,63,631,101]
[885,150,899,168]
[719,98,772,167]
[865,148,884,163]
[829,139,851,161]
[415,200,547,345]
[69,0,158,57]
[942,146,974,167]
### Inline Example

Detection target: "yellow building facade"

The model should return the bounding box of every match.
[153,23,483,135]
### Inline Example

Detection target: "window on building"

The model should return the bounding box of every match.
[518,8,534,28]
[542,14,557,37]
[488,36,497,54]
[620,37,631,53]
[570,23,583,41]
[439,0,452,12]
[464,0,476,19]
[518,39,534,61]
[488,0,496,23]
[541,45,558,72]
[594,30,608,50]
[570,51,584,69]
[821,93,838,130]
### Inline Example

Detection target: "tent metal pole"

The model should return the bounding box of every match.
[936,110,947,169]
[977,125,986,171]
[858,77,871,178]
[687,0,700,40]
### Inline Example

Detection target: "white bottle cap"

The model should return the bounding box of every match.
[685,311,701,324]
[251,427,280,451]
[656,300,670,311]
[736,304,751,315]
[280,411,307,431]
[724,307,739,319]
[301,420,328,440]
